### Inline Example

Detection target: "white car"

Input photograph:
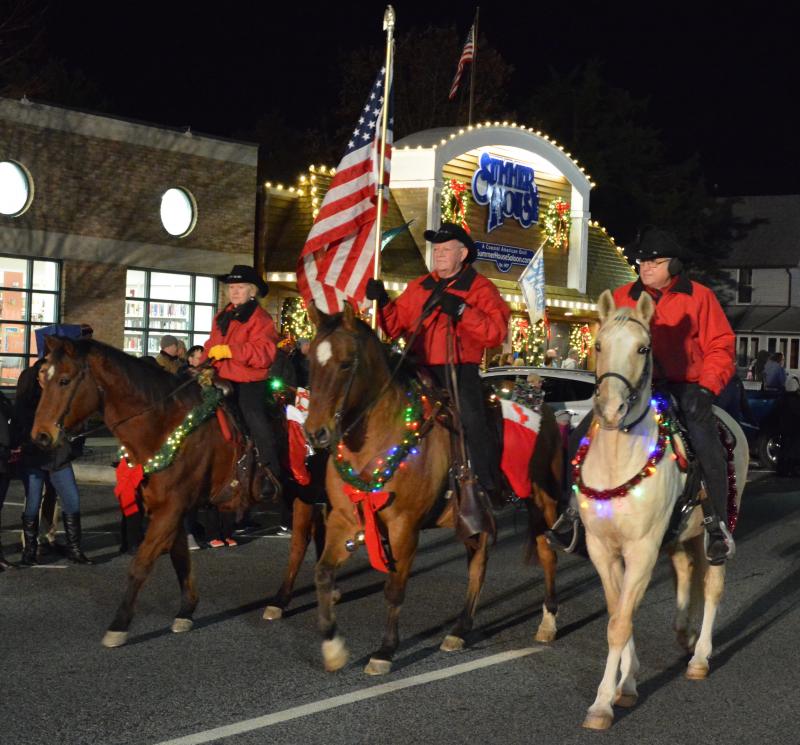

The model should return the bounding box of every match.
[481,365,596,429]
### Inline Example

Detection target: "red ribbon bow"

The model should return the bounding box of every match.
[343,484,393,573]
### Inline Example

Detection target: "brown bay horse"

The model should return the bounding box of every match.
[31,336,317,646]
[304,303,564,675]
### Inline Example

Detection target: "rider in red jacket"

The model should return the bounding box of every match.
[549,228,737,564]
[367,222,510,502]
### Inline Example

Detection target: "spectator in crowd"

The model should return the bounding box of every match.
[512,356,525,367]
[763,352,787,391]
[186,345,205,368]
[747,349,770,383]
[0,391,13,571]
[291,338,311,388]
[501,352,515,366]
[270,337,298,391]
[561,348,580,370]
[206,507,237,548]
[13,360,93,565]
[156,334,183,375]
[544,349,559,367]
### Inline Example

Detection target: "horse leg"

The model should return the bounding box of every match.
[313,505,340,604]
[315,509,355,672]
[365,522,420,675]
[169,523,198,633]
[584,537,656,730]
[102,506,182,648]
[669,542,696,651]
[528,491,559,643]
[687,561,725,680]
[264,499,313,621]
[441,531,490,652]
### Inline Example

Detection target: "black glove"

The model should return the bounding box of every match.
[438,292,466,320]
[365,278,390,308]
[682,384,714,418]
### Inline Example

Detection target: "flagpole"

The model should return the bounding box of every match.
[371,5,395,331]
[468,7,479,127]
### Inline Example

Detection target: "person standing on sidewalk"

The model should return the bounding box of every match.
[12,360,93,565]
[0,391,14,571]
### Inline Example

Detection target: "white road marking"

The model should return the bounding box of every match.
[153,647,542,745]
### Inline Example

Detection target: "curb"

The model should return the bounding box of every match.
[73,463,116,485]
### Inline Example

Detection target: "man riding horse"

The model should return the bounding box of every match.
[366,222,510,509]
[549,227,737,564]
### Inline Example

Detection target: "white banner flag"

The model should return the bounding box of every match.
[519,245,546,325]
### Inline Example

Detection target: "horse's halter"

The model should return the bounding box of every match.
[329,334,362,443]
[51,361,93,439]
[594,316,653,432]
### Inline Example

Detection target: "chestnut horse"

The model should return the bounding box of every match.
[304,303,563,675]
[578,290,748,730]
[31,336,318,646]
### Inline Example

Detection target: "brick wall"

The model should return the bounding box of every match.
[0,117,256,256]
[61,259,126,347]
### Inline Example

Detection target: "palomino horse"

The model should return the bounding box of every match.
[304,303,563,675]
[578,290,747,730]
[31,336,317,646]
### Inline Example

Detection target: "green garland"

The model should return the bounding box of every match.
[441,178,470,230]
[118,384,224,475]
[333,386,424,492]
[543,197,571,251]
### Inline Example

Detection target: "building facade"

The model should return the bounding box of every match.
[0,97,258,385]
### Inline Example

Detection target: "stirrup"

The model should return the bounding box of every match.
[545,508,581,554]
[703,516,735,565]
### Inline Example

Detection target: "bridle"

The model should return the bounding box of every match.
[594,316,653,432]
[53,362,91,437]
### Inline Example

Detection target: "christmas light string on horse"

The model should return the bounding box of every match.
[30,336,316,647]
[577,290,748,730]
[303,301,564,676]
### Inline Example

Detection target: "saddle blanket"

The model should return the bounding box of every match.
[499,399,541,499]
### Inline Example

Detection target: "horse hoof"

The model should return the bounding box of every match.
[102,631,129,648]
[262,606,283,621]
[364,658,392,676]
[171,618,193,634]
[322,636,349,672]
[534,626,557,643]
[582,713,613,730]
[440,635,465,652]
[614,692,638,708]
[686,663,708,680]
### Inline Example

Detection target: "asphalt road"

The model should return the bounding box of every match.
[1,468,798,745]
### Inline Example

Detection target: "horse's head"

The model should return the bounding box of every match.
[304,302,388,449]
[32,337,102,448]
[593,290,655,430]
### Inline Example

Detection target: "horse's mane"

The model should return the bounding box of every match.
[50,338,201,410]
[317,313,415,387]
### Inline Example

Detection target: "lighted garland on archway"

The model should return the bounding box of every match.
[280,297,314,341]
[441,178,470,230]
[543,198,571,252]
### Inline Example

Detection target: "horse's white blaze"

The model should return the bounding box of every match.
[316,340,332,366]
[47,365,54,381]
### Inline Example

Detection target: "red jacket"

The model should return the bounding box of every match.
[203,301,278,383]
[378,266,510,365]
[613,275,735,395]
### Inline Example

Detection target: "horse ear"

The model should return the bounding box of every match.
[307,302,327,331]
[61,338,77,357]
[342,300,358,331]
[597,290,616,323]
[636,291,655,325]
[44,336,62,353]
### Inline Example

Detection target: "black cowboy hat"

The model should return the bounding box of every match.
[218,265,269,297]
[626,226,689,263]
[423,222,477,263]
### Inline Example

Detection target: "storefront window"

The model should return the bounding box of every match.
[124,269,217,356]
[0,255,60,386]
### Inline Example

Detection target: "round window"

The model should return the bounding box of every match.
[0,160,34,217]
[160,187,197,237]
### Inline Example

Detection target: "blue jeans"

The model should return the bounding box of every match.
[22,465,80,519]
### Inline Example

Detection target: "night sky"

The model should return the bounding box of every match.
[39,1,799,196]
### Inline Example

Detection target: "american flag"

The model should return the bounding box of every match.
[448,25,475,101]
[297,68,393,314]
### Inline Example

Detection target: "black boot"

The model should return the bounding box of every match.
[704,516,735,565]
[62,512,94,565]
[21,514,39,566]
[0,515,14,570]
[545,505,583,554]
